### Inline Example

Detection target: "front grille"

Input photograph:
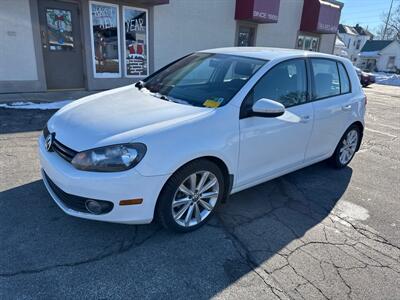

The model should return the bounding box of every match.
[43,171,113,214]
[43,125,78,162]
[53,139,77,162]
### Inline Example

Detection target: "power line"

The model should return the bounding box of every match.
[341,14,384,19]
[341,8,392,14]
[343,3,392,8]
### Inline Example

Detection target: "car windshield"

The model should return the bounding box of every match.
[141,53,267,108]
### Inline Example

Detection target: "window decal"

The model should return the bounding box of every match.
[123,6,149,77]
[89,1,121,78]
[296,35,320,52]
[46,9,74,51]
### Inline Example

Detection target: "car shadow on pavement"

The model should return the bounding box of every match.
[0,162,352,298]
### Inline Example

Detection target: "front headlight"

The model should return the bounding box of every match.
[71,143,146,172]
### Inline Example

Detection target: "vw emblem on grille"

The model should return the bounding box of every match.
[45,134,54,152]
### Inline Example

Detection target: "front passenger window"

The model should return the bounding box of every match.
[248,59,308,108]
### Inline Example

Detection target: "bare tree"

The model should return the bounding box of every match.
[380,3,400,40]
[375,2,400,40]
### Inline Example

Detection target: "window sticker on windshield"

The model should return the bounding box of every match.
[203,97,224,108]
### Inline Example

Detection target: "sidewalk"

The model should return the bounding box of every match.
[0,90,102,104]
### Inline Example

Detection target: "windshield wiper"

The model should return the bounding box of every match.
[135,80,145,90]
[159,94,191,105]
[159,94,171,101]
[138,86,191,106]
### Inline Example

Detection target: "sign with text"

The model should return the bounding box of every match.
[124,7,148,77]
[235,0,280,24]
[90,2,120,77]
[300,0,342,34]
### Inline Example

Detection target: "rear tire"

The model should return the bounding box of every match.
[156,159,225,233]
[329,125,361,169]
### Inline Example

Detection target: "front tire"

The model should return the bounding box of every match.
[156,160,225,232]
[329,125,361,168]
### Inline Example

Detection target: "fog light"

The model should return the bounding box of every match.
[85,200,103,215]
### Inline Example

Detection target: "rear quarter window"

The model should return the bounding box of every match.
[337,62,351,94]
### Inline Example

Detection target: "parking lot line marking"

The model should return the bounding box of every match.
[365,127,397,138]
[375,123,400,131]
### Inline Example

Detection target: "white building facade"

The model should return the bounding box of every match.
[0,0,343,94]
[338,24,373,63]
[334,35,349,58]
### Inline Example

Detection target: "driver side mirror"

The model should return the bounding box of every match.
[250,98,285,118]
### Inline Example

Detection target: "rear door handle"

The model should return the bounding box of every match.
[300,115,311,123]
[342,104,352,111]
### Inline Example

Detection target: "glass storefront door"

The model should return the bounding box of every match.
[237,25,256,47]
[38,0,84,89]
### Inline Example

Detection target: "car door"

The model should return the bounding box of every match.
[236,58,314,187]
[305,58,354,161]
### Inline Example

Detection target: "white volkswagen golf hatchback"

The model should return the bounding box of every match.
[40,47,366,232]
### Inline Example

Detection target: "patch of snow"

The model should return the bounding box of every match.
[0,100,72,110]
[372,72,400,86]
[359,51,380,58]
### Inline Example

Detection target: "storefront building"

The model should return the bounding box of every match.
[0,0,343,94]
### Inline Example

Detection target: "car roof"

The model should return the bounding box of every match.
[199,47,343,62]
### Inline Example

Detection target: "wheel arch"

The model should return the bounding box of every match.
[349,121,364,151]
[156,155,234,209]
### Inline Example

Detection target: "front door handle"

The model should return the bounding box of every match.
[342,104,352,111]
[41,30,47,49]
[300,115,311,123]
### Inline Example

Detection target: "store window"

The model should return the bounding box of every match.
[123,6,148,77]
[46,8,74,51]
[89,1,120,78]
[297,35,319,52]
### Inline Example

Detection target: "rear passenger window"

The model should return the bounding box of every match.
[311,59,340,99]
[249,59,308,108]
[338,63,351,94]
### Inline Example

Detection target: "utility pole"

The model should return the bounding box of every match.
[383,0,394,40]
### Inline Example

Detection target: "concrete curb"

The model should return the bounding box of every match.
[0,90,101,104]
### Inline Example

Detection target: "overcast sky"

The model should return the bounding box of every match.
[339,0,398,32]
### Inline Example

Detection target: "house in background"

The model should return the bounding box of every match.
[357,40,400,72]
[334,35,349,58]
[338,24,373,63]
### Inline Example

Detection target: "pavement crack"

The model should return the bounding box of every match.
[0,226,162,278]
[216,214,288,299]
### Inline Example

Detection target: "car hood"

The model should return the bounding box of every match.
[48,85,211,151]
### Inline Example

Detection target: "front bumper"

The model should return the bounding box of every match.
[39,135,170,224]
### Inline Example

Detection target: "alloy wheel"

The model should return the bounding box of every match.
[171,171,219,227]
[339,129,358,165]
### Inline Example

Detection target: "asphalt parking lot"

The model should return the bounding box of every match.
[1,84,399,299]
